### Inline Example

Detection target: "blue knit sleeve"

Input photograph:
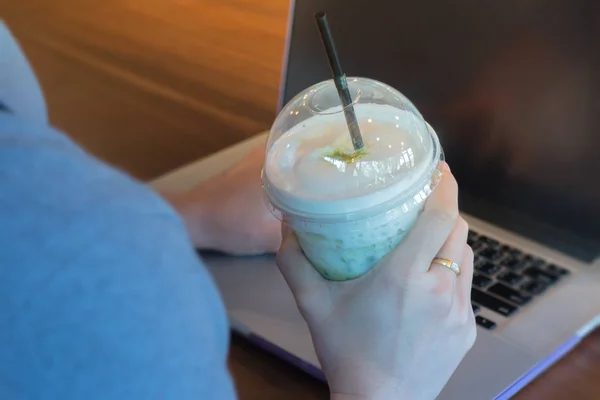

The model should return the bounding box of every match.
[0,114,236,400]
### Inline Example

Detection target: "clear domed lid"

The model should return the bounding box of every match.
[263,77,444,218]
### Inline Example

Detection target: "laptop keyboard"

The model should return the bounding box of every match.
[468,230,570,330]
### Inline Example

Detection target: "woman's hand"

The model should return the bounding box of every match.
[276,168,476,400]
[164,146,281,255]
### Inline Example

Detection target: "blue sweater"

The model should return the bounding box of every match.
[0,23,235,399]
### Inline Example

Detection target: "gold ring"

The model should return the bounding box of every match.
[431,258,461,276]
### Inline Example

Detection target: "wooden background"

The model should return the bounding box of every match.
[1,0,599,398]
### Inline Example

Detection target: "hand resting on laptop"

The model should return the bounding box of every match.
[163,146,282,255]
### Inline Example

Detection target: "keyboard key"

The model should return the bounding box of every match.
[488,283,531,306]
[523,255,547,267]
[520,280,547,295]
[530,258,547,268]
[467,231,479,246]
[499,250,514,261]
[471,288,518,316]
[476,261,501,276]
[498,271,523,285]
[523,267,559,284]
[471,241,485,252]
[503,255,523,267]
[479,235,500,248]
[502,253,520,265]
[476,315,497,330]
[472,303,480,313]
[504,259,529,271]
[546,264,570,276]
[475,254,489,265]
[473,273,493,288]
[509,248,524,258]
[480,247,503,262]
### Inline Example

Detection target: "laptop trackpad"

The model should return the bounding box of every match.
[205,253,321,367]
[439,330,537,399]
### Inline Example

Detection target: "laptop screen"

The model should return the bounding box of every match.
[280,0,600,261]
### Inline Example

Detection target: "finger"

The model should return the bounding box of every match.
[392,165,459,272]
[276,229,328,298]
[427,217,469,296]
[429,217,469,278]
[456,243,475,313]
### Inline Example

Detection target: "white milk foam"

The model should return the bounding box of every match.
[264,104,440,280]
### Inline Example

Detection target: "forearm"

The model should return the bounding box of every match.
[331,395,366,400]
[161,190,215,249]
[330,386,412,400]
[331,394,373,400]
[326,365,414,400]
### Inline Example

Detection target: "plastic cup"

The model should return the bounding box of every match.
[262,77,444,281]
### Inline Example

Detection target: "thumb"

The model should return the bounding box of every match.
[276,226,328,300]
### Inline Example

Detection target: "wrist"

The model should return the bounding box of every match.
[326,363,411,400]
[161,191,215,249]
[331,394,369,400]
[330,385,410,400]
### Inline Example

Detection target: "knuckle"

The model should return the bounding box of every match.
[464,244,474,261]
[425,282,455,315]
[430,271,456,298]
[466,319,477,349]
[456,216,469,234]
[460,310,477,348]
[453,301,476,328]
[444,170,459,194]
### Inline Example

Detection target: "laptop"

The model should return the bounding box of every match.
[151,0,600,398]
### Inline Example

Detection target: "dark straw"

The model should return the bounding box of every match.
[314,12,364,151]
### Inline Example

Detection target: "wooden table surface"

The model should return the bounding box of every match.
[1,0,599,398]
